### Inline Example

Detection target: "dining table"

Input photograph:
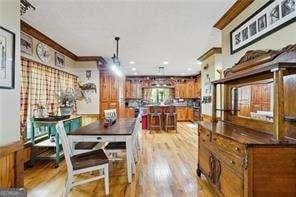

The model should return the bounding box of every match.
[67,117,141,183]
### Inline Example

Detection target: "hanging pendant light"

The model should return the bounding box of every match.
[110,37,123,77]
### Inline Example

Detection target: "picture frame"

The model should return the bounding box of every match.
[0,26,15,89]
[230,0,296,54]
[55,52,65,68]
[21,32,33,55]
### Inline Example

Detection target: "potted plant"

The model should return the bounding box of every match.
[56,88,75,116]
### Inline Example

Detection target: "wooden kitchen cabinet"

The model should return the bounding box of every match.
[176,107,188,121]
[125,80,132,98]
[99,69,123,118]
[125,80,142,99]
[187,107,194,122]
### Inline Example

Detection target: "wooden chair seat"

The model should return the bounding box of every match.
[74,142,99,150]
[71,149,109,170]
[105,142,126,150]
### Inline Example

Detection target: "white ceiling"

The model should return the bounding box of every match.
[22,0,235,76]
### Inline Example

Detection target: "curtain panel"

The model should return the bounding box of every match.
[20,58,78,139]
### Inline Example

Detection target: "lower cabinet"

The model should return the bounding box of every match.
[198,123,296,196]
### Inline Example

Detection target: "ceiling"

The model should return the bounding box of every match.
[22,0,235,76]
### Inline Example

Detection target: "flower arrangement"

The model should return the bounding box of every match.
[56,88,75,107]
[56,88,76,115]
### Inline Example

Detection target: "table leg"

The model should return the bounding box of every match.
[126,137,132,183]
[55,132,60,168]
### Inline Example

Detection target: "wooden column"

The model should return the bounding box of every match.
[273,69,285,141]
[211,84,217,122]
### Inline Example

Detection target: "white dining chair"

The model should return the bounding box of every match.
[56,121,109,196]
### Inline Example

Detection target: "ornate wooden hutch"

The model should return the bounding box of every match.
[197,44,296,196]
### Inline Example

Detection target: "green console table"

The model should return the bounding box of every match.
[31,115,81,167]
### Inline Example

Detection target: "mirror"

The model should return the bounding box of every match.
[231,81,273,122]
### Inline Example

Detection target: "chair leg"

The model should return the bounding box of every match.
[64,174,73,197]
[104,164,109,195]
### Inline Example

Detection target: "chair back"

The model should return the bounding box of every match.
[56,121,73,170]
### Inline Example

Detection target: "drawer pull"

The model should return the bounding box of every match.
[235,147,239,151]
[230,160,235,165]
[97,137,102,140]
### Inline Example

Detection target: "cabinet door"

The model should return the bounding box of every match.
[175,83,180,98]
[198,145,210,176]
[219,162,244,196]
[109,75,118,100]
[125,80,131,98]
[100,73,110,101]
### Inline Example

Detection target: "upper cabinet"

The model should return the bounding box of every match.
[124,75,201,100]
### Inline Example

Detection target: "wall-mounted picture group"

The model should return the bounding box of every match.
[230,0,295,54]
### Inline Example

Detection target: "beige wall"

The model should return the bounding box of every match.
[201,54,222,117]
[71,61,100,114]
[0,0,21,146]
[222,0,296,68]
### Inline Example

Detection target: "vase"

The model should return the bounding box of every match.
[60,106,72,116]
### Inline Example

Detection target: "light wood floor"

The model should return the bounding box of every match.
[24,122,215,197]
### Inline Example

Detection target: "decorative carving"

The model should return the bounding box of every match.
[235,50,278,65]
[223,44,296,78]
[209,153,221,189]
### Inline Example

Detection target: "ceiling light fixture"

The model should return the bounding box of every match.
[110,37,123,77]
[132,67,136,71]
[187,68,192,71]
[163,61,169,65]
[134,72,138,75]
[130,61,135,65]
[157,66,165,75]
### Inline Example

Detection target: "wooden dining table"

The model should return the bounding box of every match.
[68,117,140,183]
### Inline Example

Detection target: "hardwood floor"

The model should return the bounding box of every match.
[24,122,215,197]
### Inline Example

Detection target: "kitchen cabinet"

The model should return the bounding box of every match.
[175,76,201,99]
[176,106,188,121]
[125,80,142,99]
[99,69,124,118]
[187,107,194,122]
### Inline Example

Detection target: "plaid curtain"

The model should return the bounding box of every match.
[20,58,78,139]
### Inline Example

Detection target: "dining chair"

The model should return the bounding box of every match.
[56,121,109,196]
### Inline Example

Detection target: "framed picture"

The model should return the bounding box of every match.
[0,26,15,89]
[230,0,296,54]
[21,33,33,55]
[55,52,65,68]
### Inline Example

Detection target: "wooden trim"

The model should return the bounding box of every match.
[0,140,24,187]
[21,20,78,60]
[197,47,222,61]
[0,141,22,157]
[213,0,254,30]
[76,56,101,61]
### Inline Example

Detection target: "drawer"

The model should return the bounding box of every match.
[212,134,245,157]
[216,150,245,177]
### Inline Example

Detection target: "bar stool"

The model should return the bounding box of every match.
[164,106,177,132]
[148,107,162,132]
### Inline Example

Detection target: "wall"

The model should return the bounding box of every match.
[21,32,76,74]
[201,54,222,117]
[222,0,296,68]
[71,61,100,114]
[0,0,21,146]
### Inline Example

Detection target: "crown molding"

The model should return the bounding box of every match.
[213,0,254,30]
